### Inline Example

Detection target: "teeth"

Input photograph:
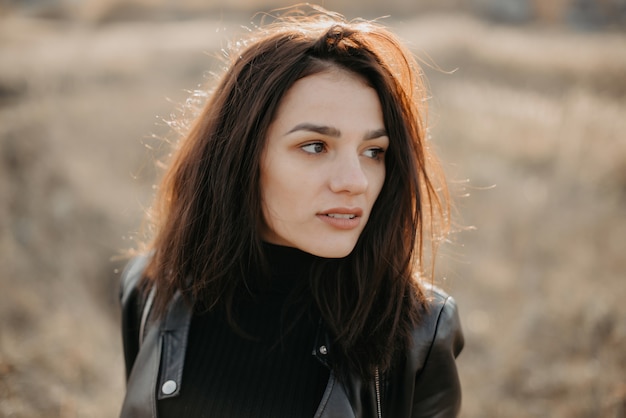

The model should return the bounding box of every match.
[327,213,356,219]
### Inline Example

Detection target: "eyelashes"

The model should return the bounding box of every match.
[300,142,326,154]
[363,148,385,160]
[299,141,386,161]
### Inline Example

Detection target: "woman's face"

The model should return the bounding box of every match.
[260,69,388,258]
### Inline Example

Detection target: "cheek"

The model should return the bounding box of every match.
[370,166,386,201]
[260,164,299,221]
[259,168,287,242]
[264,157,318,201]
[259,160,276,221]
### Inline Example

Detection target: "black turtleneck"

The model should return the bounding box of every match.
[158,243,330,418]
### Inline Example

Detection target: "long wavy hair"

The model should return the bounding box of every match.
[141,7,450,380]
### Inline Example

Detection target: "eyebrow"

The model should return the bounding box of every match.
[286,123,387,140]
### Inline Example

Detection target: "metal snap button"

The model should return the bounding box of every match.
[161,380,177,395]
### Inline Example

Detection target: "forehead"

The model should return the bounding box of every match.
[290,67,371,96]
[272,69,382,127]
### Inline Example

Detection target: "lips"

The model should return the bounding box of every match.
[317,208,363,230]
[326,213,357,219]
[318,207,363,217]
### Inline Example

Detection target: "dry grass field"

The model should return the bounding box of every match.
[0,3,625,417]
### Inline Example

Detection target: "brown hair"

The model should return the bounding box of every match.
[141,7,449,380]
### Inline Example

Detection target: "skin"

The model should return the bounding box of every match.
[260,69,388,258]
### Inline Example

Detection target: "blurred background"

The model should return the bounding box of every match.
[1,0,625,417]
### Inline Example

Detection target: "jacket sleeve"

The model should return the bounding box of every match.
[119,254,151,381]
[411,295,464,418]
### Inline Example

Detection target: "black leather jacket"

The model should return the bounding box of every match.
[119,255,464,418]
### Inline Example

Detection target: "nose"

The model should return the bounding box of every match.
[329,154,368,195]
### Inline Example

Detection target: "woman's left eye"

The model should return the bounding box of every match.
[363,148,385,160]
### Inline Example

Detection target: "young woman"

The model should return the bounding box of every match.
[120,7,464,418]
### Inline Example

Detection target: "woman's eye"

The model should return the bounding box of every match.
[363,148,385,160]
[300,142,326,154]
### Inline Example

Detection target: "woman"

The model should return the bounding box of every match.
[120,7,464,418]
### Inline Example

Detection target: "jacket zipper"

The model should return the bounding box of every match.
[374,368,382,418]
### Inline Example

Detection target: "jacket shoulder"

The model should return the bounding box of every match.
[409,284,464,364]
[119,254,151,305]
[422,285,463,351]
[406,284,464,417]
[119,254,152,380]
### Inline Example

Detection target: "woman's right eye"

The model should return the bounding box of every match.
[300,142,326,154]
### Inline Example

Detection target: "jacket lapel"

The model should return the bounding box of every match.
[314,373,357,418]
[120,321,161,418]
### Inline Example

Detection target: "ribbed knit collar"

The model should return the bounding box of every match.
[261,242,321,282]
